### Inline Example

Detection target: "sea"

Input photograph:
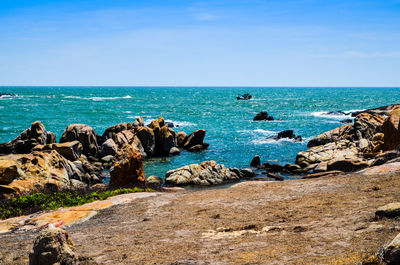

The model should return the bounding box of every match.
[1,87,399,179]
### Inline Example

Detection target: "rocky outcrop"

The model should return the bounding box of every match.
[176,132,187,147]
[380,232,400,265]
[32,141,83,161]
[60,124,99,157]
[157,126,176,156]
[135,127,156,157]
[250,155,261,167]
[101,138,117,157]
[102,122,132,141]
[29,227,78,265]
[383,106,400,151]
[109,145,146,188]
[132,117,144,127]
[253,112,274,121]
[0,121,56,155]
[0,150,86,198]
[165,161,240,186]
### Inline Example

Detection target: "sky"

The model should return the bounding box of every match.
[0,0,400,86]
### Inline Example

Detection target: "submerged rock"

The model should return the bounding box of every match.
[165,161,240,186]
[29,227,78,265]
[0,121,56,155]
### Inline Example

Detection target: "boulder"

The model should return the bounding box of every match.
[0,150,86,197]
[149,117,165,130]
[176,132,188,147]
[253,112,274,121]
[169,147,180,156]
[241,168,256,178]
[383,107,400,151]
[371,151,400,167]
[307,124,353,148]
[147,175,163,185]
[183,129,206,149]
[165,161,240,186]
[327,158,369,172]
[135,127,155,157]
[313,162,328,173]
[302,170,343,179]
[381,232,400,265]
[29,227,77,265]
[112,130,135,148]
[262,163,284,172]
[101,138,117,157]
[271,130,302,142]
[157,126,176,156]
[187,143,209,152]
[33,141,83,161]
[102,122,132,141]
[132,117,144,127]
[351,104,400,117]
[0,121,56,154]
[110,145,146,188]
[250,155,261,167]
[353,112,385,141]
[60,124,99,157]
[375,202,400,218]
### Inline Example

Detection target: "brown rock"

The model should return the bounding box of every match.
[382,232,400,265]
[132,117,144,127]
[327,158,369,172]
[149,117,165,130]
[176,132,188,147]
[0,121,56,154]
[102,122,132,141]
[184,129,206,149]
[384,107,400,151]
[110,145,146,188]
[303,170,343,179]
[60,124,99,157]
[29,227,78,265]
[135,127,155,157]
[157,126,176,155]
[33,141,83,161]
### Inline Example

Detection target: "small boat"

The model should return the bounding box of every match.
[237,93,252,100]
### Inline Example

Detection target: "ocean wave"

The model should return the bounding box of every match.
[64,95,132,101]
[165,119,197,127]
[251,138,299,145]
[238,129,276,136]
[309,109,363,120]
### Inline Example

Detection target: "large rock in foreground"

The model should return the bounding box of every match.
[60,124,99,157]
[0,121,56,154]
[110,145,146,188]
[165,161,240,186]
[29,227,78,265]
[383,106,400,151]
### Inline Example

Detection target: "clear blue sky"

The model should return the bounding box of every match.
[1,0,400,86]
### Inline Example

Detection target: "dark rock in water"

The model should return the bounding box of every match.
[165,122,174,128]
[253,112,274,121]
[230,167,244,178]
[184,129,206,149]
[29,227,78,265]
[265,172,284,181]
[60,124,99,157]
[250,155,261,167]
[278,130,295,139]
[0,121,56,155]
[237,93,252,100]
[262,162,284,173]
[0,93,17,97]
[283,163,302,173]
[241,168,256,178]
[340,119,353,123]
[327,111,348,116]
[187,143,209,152]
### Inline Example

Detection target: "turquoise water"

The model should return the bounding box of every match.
[1,87,399,178]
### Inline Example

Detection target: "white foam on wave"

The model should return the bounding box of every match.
[165,119,197,127]
[309,109,363,120]
[252,138,298,145]
[64,95,132,101]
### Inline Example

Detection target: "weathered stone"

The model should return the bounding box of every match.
[241,168,256,178]
[101,138,117,157]
[187,143,209,152]
[33,141,83,161]
[327,158,369,172]
[165,161,240,186]
[303,170,343,179]
[381,232,400,265]
[29,227,77,265]
[60,124,99,157]
[184,129,206,149]
[135,127,155,157]
[147,175,163,185]
[313,162,328,173]
[132,117,144,127]
[384,107,400,151]
[110,145,146,188]
[157,126,176,156]
[176,132,188,147]
[102,122,131,141]
[376,202,400,218]
[0,121,56,154]
[0,160,23,185]
[250,155,261,167]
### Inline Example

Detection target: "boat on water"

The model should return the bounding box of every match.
[237,93,252,100]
